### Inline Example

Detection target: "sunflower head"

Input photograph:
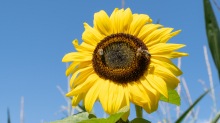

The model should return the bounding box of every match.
[62,8,188,121]
[93,33,150,84]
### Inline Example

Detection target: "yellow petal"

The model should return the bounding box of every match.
[70,66,92,87]
[153,65,180,90]
[120,86,130,121]
[80,42,95,52]
[129,14,152,37]
[145,74,168,99]
[72,93,85,107]
[142,101,158,114]
[99,79,110,113]
[150,102,159,112]
[128,83,149,106]
[117,94,129,122]
[72,68,94,88]
[168,51,189,59]
[151,56,183,76]
[136,82,152,104]
[157,28,174,38]
[94,10,113,36]
[99,80,117,114]
[121,108,130,122]
[110,8,133,34]
[107,81,117,114]
[66,62,79,76]
[62,52,92,62]
[152,51,189,59]
[113,84,124,113]
[145,38,161,48]
[156,75,178,90]
[69,63,92,87]
[149,43,186,55]
[84,80,102,113]
[110,8,124,33]
[160,30,181,43]
[115,9,124,33]
[142,103,152,114]
[66,73,99,96]
[123,86,130,107]
[110,8,118,33]
[72,39,94,53]
[122,8,133,33]
[136,81,160,112]
[82,96,86,107]
[84,23,92,30]
[138,24,164,41]
[140,76,160,104]
[101,84,129,120]
[82,23,104,46]
[144,28,174,43]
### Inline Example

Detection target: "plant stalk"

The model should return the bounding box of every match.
[135,105,143,118]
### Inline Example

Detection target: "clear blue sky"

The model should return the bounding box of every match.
[0,0,220,123]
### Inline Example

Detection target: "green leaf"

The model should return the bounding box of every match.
[211,110,220,123]
[105,112,124,123]
[46,112,92,123]
[175,89,211,123]
[78,118,106,123]
[79,106,130,123]
[47,106,129,123]
[105,106,130,123]
[130,118,151,123]
[204,0,220,81]
[160,89,181,106]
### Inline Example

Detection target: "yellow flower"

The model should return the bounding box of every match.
[62,8,188,121]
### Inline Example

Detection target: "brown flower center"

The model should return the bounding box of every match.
[92,33,151,84]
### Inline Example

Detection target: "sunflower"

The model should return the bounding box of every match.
[62,8,188,121]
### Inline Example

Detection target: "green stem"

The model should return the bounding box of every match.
[135,105,143,118]
[68,97,72,116]
[211,110,220,123]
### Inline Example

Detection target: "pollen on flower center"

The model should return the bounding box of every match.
[103,42,135,69]
[92,33,151,84]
